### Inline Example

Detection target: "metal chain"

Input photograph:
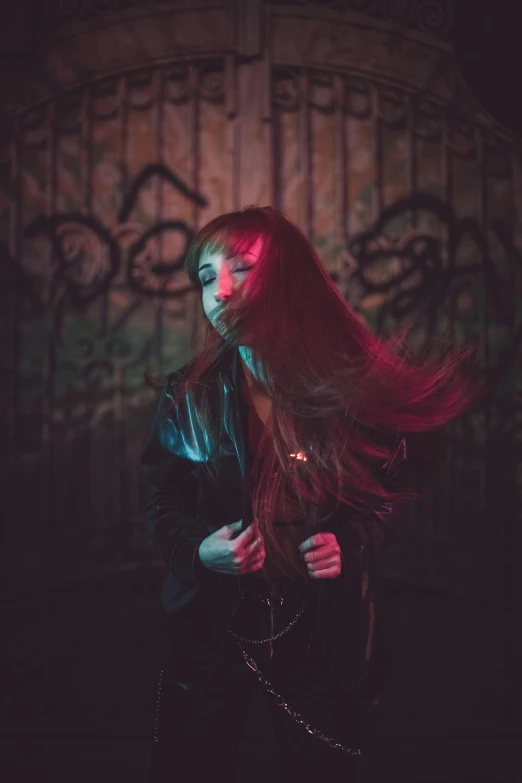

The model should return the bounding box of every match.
[155,597,362,756]
[229,596,361,756]
[233,636,362,756]
[153,668,165,743]
[229,603,307,644]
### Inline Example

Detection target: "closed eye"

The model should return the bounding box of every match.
[200,265,253,287]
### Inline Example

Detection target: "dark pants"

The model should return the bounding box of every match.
[150,584,361,782]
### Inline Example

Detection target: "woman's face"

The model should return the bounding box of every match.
[198,236,263,333]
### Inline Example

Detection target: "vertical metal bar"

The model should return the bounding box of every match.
[303,70,313,241]
[409,96,418,230]
[45,101,57,535]
[373,83,383,220]
[441,114,455,544]
[231,59,241,212]
[81,86,93,529]
[334,75,346,293]
[81,86,92,214]
[259,29,271,125]
[507,143,522,732]
[118,74,128,208]
[189,62,202,350]
[476,133,501,738]
[225,54,237,122]
[271,68,282,212]
[406,92,419,537]
[114,362,126,528]
[115,74,129,533]
[114,75,128,341]
[224,54,240,212]
[190,63,200,228]
[339,75,351,302]
[154,67,165,365]
[8,119,22,552]
[500,141,519,733]
[476,130,491,545]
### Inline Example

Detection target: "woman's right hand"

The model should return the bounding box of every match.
[198,519,266,576]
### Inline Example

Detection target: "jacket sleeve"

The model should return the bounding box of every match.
[140,378,213,588]
[335,434,410,577]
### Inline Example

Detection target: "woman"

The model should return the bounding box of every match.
[141,206,481,782]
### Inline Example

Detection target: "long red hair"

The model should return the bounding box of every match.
[160,206,483,577]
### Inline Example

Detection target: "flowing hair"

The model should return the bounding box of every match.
[147,205,484,581]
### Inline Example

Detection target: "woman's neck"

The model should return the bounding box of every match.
[238,346,269,390]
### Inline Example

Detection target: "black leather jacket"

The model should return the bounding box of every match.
[141,345,409,702]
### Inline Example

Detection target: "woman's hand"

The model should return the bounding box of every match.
[198,519,266,576]
[298,532,342,579]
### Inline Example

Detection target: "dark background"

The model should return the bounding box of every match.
[452,0,522,137]
[0,2,521,782]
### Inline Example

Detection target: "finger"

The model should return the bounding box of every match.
[298,537,312,553]
[246,534,263,550]
[306,558,341,574]
[239,535,264,560]
[306,553,328,566]
[251,550,266,566]
[245,544,265,565]
[299,532,330,552]
[307,554,340,570]
[305,547,335,563]
[237,520,259,544]
[241,553,265,574]
[308,564,341,579]
[311,533,330,547]
[235,529,256,550]
[304,535,338,553]
[226,520,243,541]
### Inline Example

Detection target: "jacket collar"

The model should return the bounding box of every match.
[217,345,254,528]
[217,344,250,480]
[216,342,243,389]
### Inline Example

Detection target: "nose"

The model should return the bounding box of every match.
[215,266,233,302]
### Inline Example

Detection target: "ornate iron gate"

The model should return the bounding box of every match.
[0,0,520,741]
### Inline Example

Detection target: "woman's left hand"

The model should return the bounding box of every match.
[298,532,342,579]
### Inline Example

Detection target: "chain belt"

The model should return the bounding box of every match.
[228,590,362,757]
[229,608,306,643]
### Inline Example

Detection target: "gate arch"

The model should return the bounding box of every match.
[1,0,520,744]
